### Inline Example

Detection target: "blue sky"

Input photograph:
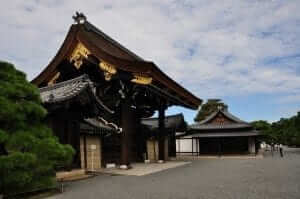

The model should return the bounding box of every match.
[1,0,300,124]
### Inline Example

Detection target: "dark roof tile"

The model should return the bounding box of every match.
[141,113,184,130]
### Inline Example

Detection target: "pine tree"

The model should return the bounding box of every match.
[0,61,75,195]
[194,99,228,122]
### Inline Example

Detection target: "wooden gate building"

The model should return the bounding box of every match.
[32,13,202,170]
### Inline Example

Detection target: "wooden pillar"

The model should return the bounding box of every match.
[120,97,132,168]
[158,104,166,162]
[218,138,222,156]
[198,138,200,156]
[195,138,198,156]
[192,138,194,155]
[83,134,87,169]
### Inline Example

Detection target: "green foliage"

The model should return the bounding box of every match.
[194,99,228,122]
[251,120,274,144]
[0,61,75,195]
[252,112,300,146]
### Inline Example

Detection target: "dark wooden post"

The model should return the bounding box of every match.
[218,138,222,157]
[83,134,87,169]
[158,104,166,162]
[192,137,194,156]
[197,138,200,156]
[120,97,132,168]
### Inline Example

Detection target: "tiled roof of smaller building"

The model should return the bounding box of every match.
[198,109,248,125]
[189,109,252,130]
[182,130,260,138]
[80,117,121,135]
[189,123,251,130]
[39,75,91,103]
[141,113,185,130]
[84,117,122,133]
[39,75,113,113]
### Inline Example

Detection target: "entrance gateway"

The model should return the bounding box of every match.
[32,12,202,170]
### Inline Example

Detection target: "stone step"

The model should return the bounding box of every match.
[56,169,86,180]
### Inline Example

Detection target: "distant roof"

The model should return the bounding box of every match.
[189,109,252,131]
[198,109,248,125]
[39,74,113,113]
[32,16,202,109]
[189,123,252,130]
[182,130,260,138]
[141,113,185,130]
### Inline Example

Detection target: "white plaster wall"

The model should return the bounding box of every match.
[176,138,198,153]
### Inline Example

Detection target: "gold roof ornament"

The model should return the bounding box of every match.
[99,61,117,81]
[69,42,90,69]
[48,72,60,86]
[131,74,152,85]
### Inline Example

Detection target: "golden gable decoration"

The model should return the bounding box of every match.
[99,61,117,81]
[69,42,90,69]
[48,72,60,86]
[131,74,152,85]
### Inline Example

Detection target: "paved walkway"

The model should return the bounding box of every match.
[175,154,263,160]
[97,161,190,176]
[47,147,300,199]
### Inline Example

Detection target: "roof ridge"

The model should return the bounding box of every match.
[197,109,249,125]
[83,21,144,61]
[220,109,249,124]
[198,110,219,124]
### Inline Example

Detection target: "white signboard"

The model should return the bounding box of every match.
[90,144,97,150]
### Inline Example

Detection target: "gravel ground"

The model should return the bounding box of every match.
[48,147,300,199]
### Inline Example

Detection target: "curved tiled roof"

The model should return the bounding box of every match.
[31,18,202,109]
[141,113,185,130]
[39,75,114,113]
[182,130,260,138]
[189,123,252,130]
[189,109,252,131]
[198,109,248,125]
[84,117,121,133]
[40,75,90,103]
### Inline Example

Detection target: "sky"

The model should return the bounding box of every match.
[1,0,300,124]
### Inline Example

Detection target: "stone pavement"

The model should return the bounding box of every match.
[175,154,263,160]
[96,161,191,176]
[47,147,300,199]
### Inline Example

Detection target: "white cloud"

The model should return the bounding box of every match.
[0,0,300,118]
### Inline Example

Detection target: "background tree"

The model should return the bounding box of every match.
[251,120,274,144]
[252,112,300,147]
[194,99,228,122]
[0,61,75,195]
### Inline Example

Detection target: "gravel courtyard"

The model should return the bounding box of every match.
[49,148,300,199]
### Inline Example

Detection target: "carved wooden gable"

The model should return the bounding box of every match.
[209,113,235,125]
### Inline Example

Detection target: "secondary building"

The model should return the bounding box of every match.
[177,108,260,155]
